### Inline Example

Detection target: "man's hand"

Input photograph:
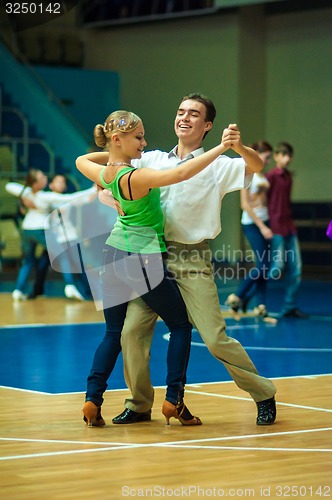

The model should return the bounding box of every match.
[221,124,243,152]
[97,187,125,215]
[222,124,263,174]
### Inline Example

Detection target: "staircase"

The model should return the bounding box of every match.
[0,40,90,182]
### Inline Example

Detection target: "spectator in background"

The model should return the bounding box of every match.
[265,142,308,318]
[32,174,93,301]
[5,170,95,301]
[225,140,276,323]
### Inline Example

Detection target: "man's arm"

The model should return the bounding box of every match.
[222,124,263,174]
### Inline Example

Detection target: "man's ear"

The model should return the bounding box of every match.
[204,121,213,133]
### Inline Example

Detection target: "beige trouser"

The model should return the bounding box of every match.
[121,241,276,412]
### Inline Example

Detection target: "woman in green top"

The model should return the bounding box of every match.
[76,110,227,427]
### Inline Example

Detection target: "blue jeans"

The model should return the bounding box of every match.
[52,242,92,297]
[86,246,192,407]
[268,233,302,314]
[15,229,49,293]
[236,223,271,307]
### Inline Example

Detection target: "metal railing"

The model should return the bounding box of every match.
[0,137,55,177]
[0,105,29,165]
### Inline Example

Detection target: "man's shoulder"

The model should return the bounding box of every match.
[133,149,173,170]
[141,149,168,160]
[213,154,245,175]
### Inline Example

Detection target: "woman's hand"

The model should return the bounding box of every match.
[260,225,274,240]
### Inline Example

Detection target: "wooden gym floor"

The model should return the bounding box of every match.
[0,279,331,499]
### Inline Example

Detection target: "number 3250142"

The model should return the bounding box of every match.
[5,3,62,15]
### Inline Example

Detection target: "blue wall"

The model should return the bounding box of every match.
[34,65,120,138]
[0,43,119,181]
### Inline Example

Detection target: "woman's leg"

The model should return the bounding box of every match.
[29,249,50,297]
[85,247,131,407]
[15,230,37,293]
[243,224,271,307]
[137,256,192,406]
[234,225,258,303]
[85,301,128,406]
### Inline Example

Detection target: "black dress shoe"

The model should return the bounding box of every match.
[283,308,309,319]
[112,408,151,424]
[256,396,276,425]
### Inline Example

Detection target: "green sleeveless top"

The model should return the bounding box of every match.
[100,166,166,253]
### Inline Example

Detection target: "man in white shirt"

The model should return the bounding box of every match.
[79,93,277,426]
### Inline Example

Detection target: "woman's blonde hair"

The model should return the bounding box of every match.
[94,110,141,149]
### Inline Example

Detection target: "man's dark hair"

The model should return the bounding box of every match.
[251,140,273,154]
[180,93,217,124]
[275,141,294,157]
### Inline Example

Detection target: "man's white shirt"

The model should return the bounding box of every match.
[132,147,251,244]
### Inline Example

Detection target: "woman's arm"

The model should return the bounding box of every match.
[132,142,227,190]
[76,152,109,185]
[240,189,273,240]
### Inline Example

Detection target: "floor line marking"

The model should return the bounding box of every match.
[185,389,332,412]
[0,437,139,446]
[160,445,332,452]
[0,385,51,395]
[1,427,331,461]
[1,427,331,447]
[1,374,331,395]
[162,333,332,351]
[0,445,142,461]
[152,427,332,447]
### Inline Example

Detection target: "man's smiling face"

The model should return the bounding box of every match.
[174,99,212,144]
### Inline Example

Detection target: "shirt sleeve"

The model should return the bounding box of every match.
[213,156,249,194]
[5,182,31,197]
[38,186,96,208]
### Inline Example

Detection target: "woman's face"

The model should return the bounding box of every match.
[260,151,272,168]
[119,122,147,160]
[34,171,48,190]
[50,175,67,193]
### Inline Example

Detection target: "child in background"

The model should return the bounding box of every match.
[265,142,308,318]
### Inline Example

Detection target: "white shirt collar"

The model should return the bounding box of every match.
[168,146,204,161]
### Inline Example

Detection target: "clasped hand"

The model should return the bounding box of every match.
[221,123,243,153]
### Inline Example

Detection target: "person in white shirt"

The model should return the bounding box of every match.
[77,93,277,426]
[5,169,95,300]
[36,174,94,301]
[225,140,276,321]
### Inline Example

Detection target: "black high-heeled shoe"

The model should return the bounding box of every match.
[82,401,106,427]
[162,400,202,426]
